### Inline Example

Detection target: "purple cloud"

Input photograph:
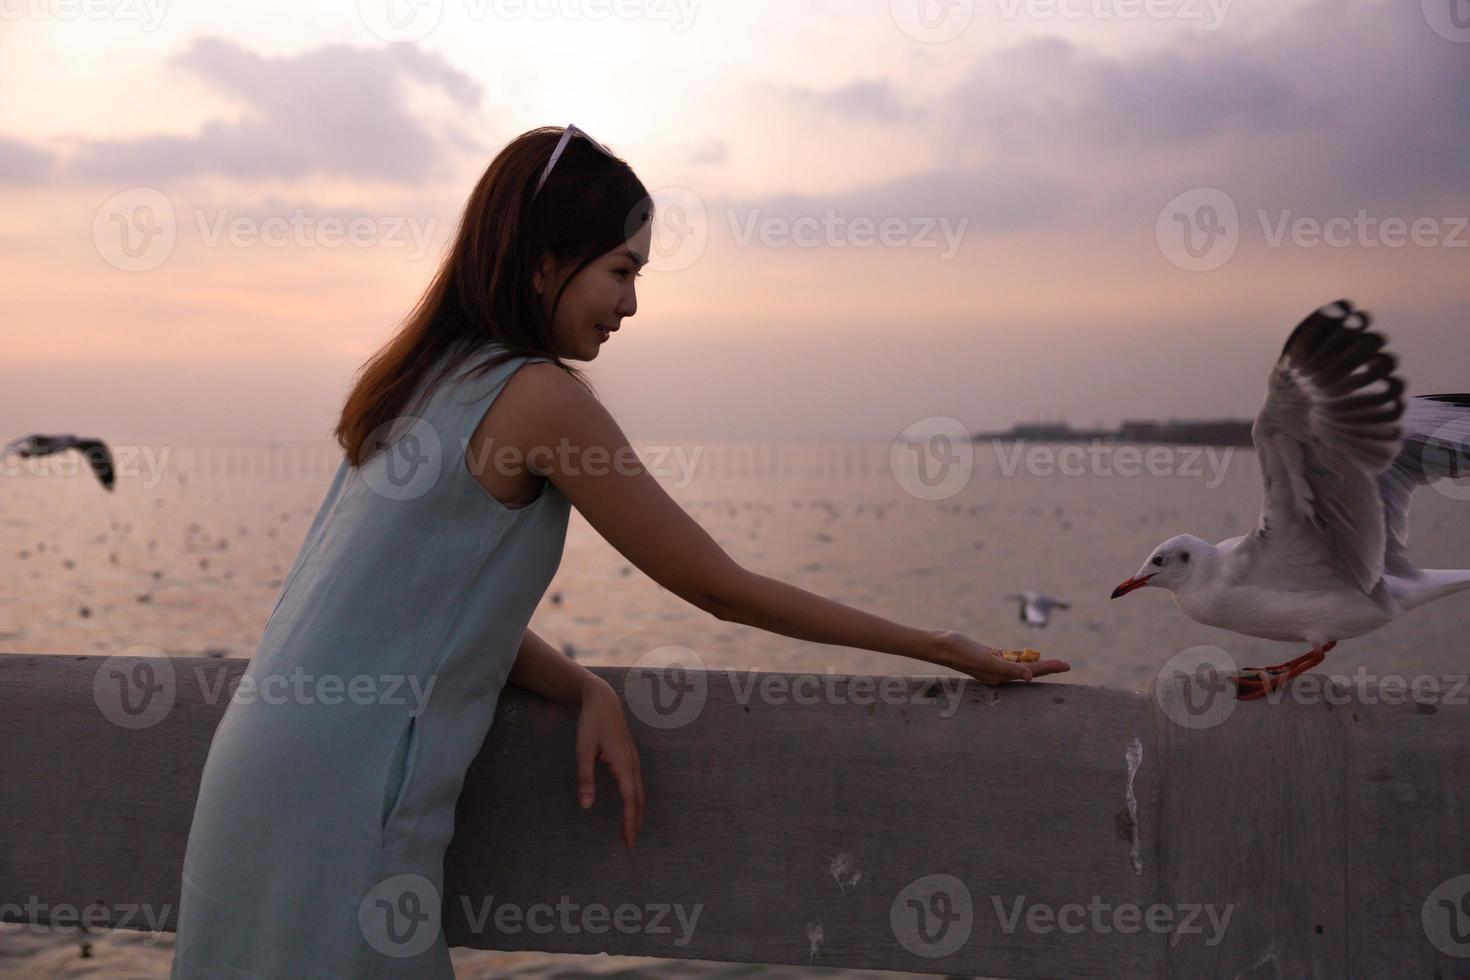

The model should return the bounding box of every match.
[949,35,1317,149]
[720,162,1078,235]
[690,137,729,166]
[0,137,55,183]
[781,0,1468,226]
[64,38,484,183]
[785,77,924,125]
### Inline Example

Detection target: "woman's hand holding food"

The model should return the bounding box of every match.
[930,629,1071,685]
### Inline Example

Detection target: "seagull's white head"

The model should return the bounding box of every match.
[1111,534,1212,599]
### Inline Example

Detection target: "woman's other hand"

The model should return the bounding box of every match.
[575,676,645,850]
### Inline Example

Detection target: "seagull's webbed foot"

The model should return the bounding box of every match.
[1232,669,1290,701]
[1232,642,1336,702]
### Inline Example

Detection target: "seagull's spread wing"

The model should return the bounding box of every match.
[1,437,27,458]
[1243,301,1406,594]
[3,434,114,489]
[1012,597,1032,624]
[1377,394,1470,575]
[73,438,116,491]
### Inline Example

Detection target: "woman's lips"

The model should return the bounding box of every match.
[595,324,611,342]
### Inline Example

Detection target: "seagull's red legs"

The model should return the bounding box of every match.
[1233,641,1337,702]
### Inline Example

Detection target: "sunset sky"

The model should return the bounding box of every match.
[1,0,1466,443]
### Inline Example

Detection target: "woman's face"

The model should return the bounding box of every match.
[535,221,651,361]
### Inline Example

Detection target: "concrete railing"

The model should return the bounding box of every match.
[2,652,1468,977]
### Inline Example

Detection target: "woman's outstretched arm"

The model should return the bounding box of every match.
[492,364,1069,685]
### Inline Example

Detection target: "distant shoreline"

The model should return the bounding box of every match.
[971,420,1255,447]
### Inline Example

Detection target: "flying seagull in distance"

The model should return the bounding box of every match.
[1110,300,1470,700]
[2,434,116,491]
[1005,591,1071,628]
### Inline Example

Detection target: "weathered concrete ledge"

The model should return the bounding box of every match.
[2,652,1467,977]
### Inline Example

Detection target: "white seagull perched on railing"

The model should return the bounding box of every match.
[1110,300,1470,700]
[1005,591,1071,628]
[1,434,116,491]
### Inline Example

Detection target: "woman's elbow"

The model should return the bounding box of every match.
[692,563,748,622]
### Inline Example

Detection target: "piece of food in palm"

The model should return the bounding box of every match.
[998,648,1041,663]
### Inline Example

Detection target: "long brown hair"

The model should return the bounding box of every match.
[334,125,653,467]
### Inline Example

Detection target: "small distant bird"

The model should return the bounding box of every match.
[1005,591,1071,628]
[1111,301,1470,700]
[2,434,115,491]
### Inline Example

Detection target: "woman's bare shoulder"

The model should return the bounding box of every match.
[508,359,582,393]
[486,359,606,443]
[503,360,599,413]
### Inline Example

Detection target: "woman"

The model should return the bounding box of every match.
[169,124,1069,978]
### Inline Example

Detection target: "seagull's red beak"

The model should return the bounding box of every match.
[1110,573,1155,599]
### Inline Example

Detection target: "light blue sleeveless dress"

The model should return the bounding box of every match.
[170,345,571,978]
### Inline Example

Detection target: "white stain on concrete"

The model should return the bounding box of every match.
[1231,940,1282,979]
[829,853,863,892]
[1125,736,1144,876]
[806,921,823,963]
